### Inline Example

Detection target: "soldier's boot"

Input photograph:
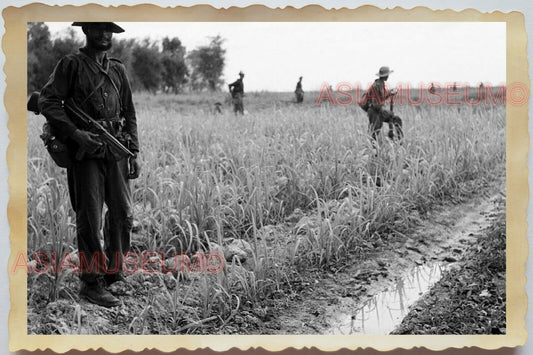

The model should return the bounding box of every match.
[104,271,126,287]
[80,278,121,307]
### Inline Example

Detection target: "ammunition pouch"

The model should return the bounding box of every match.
[40,122,72,168]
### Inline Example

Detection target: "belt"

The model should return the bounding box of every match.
[97,116,123,136]
[96,115,121,122]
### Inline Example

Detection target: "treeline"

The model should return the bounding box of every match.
[28,22,226,94]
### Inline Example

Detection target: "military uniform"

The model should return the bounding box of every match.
[229,74,244,114]
[39,46,139,293]
[362,67,403,141]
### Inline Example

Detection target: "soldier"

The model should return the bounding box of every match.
[228,71,245,114]
[360,66,403,142]
[39,22,140,307]
[295,76,304,103]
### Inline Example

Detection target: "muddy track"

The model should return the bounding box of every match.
[27,177,505,335]
[258,178,505,334]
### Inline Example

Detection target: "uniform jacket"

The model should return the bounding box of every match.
[229,78,244,96]
[39,47,139,153]
[295,81,303,93]
[365,78,391,108]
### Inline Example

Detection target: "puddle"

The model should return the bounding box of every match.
[327,263,445,334]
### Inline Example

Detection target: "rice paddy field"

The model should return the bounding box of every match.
[26,89,506,334]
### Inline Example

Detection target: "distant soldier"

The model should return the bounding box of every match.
[429,82,436,93]
[228,71,245,114]
[479,82,485,100]
[452,82,457,92]
[359,66,403,142]
[295,76,304,103]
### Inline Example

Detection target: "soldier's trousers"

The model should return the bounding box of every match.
[67,156,133,285]
[367,106,404,141]
[232,93,244,114]
[295,90,304,103]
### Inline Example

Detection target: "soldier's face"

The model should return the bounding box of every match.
[85,25,113,51]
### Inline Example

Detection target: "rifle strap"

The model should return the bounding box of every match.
[79,75,106,107]
[80,70,123,136]
[104,74,123,136]
[76,75,117,135]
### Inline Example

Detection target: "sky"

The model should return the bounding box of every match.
[44,21,506,92]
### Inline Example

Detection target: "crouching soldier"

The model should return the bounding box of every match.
[360,66,403,142]
[39,22,141,307]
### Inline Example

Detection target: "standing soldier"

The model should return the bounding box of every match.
[295,76,304,103]
[38,22,140,307]
[479,82,485,100]
[228,71,245,114]
[360,66,403,142]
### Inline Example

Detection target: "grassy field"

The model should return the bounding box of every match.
[26,89,505,334]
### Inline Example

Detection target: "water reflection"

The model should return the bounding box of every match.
[329,263,444,334]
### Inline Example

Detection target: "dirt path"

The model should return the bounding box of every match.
[258,179,505,334]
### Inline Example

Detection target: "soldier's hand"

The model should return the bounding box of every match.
[71,129,102,153]
[128,156,140,179]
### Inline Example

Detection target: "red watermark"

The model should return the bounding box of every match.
[12,251,226,275]
[315,82,524,107]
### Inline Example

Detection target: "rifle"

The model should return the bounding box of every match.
[27,92,134,161]
[389,88,397,113]
[388,89,397,139]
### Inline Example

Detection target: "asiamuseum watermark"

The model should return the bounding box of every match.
[315,82,527,106]
[12,251,226,275]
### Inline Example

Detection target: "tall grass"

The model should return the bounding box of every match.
[27,91,505,332]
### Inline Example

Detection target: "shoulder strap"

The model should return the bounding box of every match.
[74,52,124,115]
[105,72,122,105]
[79,75,106,106]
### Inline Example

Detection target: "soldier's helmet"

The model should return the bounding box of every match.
[72,22,125,33]
[239,71,245,76]
[376,66,393,77]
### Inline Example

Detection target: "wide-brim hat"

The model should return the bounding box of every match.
[72,22,125,33]
[376,66,393,77]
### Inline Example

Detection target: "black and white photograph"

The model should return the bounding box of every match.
[22,19,510,337]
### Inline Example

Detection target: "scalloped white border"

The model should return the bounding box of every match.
[1,1,531,354]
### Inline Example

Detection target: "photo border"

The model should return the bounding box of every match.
[4,3,528,352]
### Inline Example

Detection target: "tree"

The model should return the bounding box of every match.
[187,35,226,92]
[110,38,139,89]
[52,28,83,62]
[160,37,188,93]
[27,22,55,93]
[131,39,163,93]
